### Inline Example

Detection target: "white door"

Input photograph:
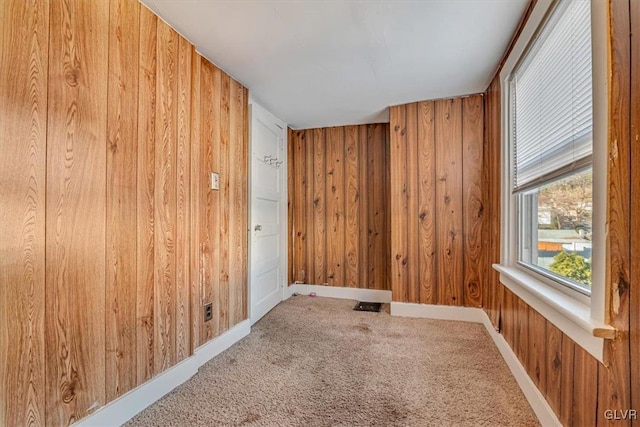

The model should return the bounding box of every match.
[249,102,287,325]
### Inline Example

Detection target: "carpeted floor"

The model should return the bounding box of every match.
[127,296,539,426]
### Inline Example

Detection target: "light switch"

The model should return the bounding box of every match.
[210,172,219,190]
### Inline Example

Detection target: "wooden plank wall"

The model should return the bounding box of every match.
[288,124,390,290]
[191,55,248,348]
[630,0,640,421]
[0,0,49,425]
[483,1,638,425]
[0,1,248,425]
[389,96,485,306]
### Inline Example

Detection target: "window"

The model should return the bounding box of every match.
[510,0,593,295]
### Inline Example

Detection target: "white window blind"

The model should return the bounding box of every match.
[511,0,592,193]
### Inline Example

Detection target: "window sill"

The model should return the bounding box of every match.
[493,264,615,362]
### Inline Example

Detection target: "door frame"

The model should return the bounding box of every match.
[247,98,288,325]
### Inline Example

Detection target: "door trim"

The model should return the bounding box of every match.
[248,98,288,325]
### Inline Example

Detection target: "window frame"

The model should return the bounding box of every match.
[495,0,612,362]
[516,169,594,299]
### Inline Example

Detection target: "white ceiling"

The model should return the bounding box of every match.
[142,0,528,129]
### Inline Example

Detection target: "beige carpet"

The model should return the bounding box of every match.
[127,296,539,427]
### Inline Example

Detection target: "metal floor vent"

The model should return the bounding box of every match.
[353,301,382,312]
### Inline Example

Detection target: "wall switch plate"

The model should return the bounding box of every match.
[204,302,213,322]
[210,172,219,190]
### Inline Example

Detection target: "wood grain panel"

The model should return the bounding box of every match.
[630,0,640,421]
[218,72,230,333]
[175,36,192,361]
[154,19,178,375]
[404,103,419,302]
[358,126,369,289]
[502,287,514,348]
[527,308,547,392]
[344,126,359,288]
[598,0,632,425]
[189,49,201,350]
[573,345,598,427]
[106,0,139,401]
[326,127,345,286]
[0,0,48,424]
[390,105,408,301]
[136,5,157,382]
[292,130,307,282]
[462,95,484,307]
[434,98,463,305]
[560,335,574,426]
[545,321,563,417]
[45,1,109,423]
[514,296,529,369]
[228,78,246,328]
[486,78,502,328]
[199,60,221,343]
[313,128,327,284]
[288,124,388,290]
[305,129,316,284]
[368,124,388,290]
[417,101,436,304]
[191,54,248,346]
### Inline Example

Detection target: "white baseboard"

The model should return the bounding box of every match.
[390,302,485,323]
[287,284,392,303]
[480,314,561,427]
[74,319,251,427]
[390,301,560,427]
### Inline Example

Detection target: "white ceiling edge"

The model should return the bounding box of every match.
[141,0,528,130]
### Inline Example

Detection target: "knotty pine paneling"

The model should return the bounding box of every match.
[45,0,109,424]
[390,106,408,300]
[389,95,485,306]
[483,1,637,425]
[417,102,436,304]
[327,126,346,286]
[288,124,389,290]
[0,1,249,424]
[0,0,49,425]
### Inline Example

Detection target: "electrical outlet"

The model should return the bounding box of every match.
[210,172,219,190]
[204,302,213,322]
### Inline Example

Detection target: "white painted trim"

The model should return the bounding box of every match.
[388,302,561,426]
[390,302,485,323]
[495,264,607,362]
[480,313,562,427]
[497,0,609,361]
[74,320,251,427]
[194,320,251,366]
[287,284,392,303]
